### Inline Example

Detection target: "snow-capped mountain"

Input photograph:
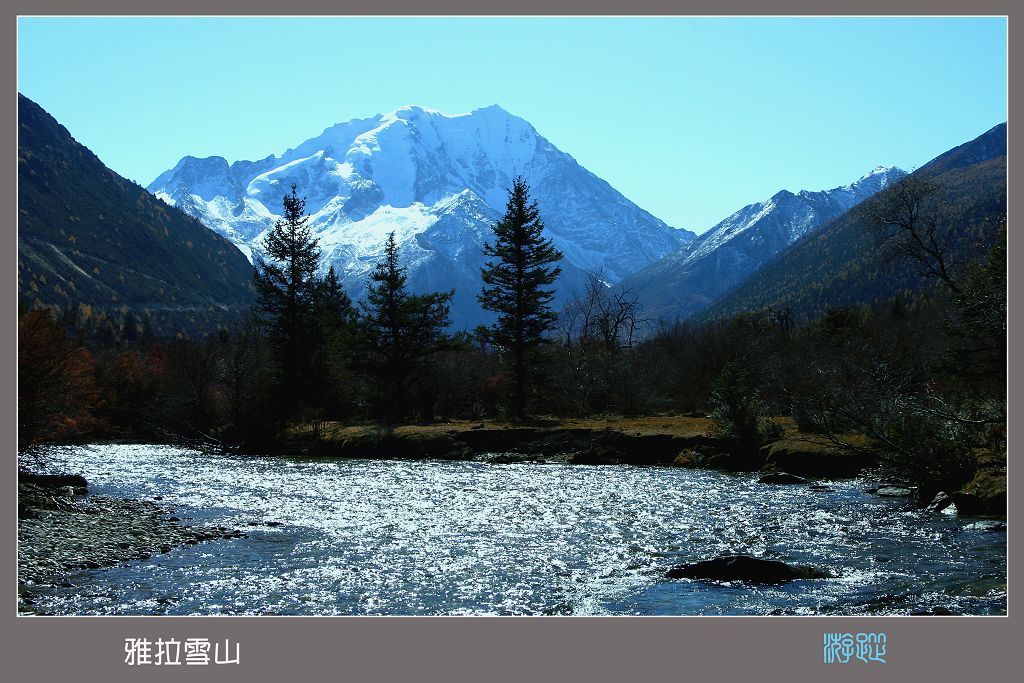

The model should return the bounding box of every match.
[620,166,906,322]
[148,105,694,328]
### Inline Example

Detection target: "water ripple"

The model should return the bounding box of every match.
[24,444,1006,616]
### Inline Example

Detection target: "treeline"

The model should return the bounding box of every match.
[19,178,1006,495]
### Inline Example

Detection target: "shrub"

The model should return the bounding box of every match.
[709,361,781,447]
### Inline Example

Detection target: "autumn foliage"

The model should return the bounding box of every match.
[18,309,103,448]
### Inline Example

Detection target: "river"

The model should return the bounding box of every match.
[22,444,1006,616]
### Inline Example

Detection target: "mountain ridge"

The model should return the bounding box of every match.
[697,122,1007,322]
[619,164,906,322]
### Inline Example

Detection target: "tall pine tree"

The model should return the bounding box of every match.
[358,232,453,427]
[313,265,358,420]
[254,183,322,418]
[479,176,563,419]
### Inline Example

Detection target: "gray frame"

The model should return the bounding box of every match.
[4,3,1016,680]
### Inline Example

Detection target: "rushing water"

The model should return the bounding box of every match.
[22,444,1006,616]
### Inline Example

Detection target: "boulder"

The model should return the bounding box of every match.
[569,445,619,465]
[19,472,88,493]
[666,555,827,584]
[952,457,1006,516]
[760,439,876,478]
[926,492,953,513]
[757,472,810,485]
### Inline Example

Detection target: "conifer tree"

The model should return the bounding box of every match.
[358,232,453,426]
[254,183,322,415]
[317,265,355,335]
[479,176,563,419]
[312,264,357,419]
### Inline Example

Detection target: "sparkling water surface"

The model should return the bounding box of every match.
[24,444,1006,616]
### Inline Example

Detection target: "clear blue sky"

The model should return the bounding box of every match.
[18,16,1006,233]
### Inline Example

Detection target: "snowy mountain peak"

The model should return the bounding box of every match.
[148,105,694,328]
[861,164,898,179]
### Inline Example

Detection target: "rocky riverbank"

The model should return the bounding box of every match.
[18,473,245,613]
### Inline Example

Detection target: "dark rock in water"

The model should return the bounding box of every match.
[875,486,915,497]
[963,521,1006,532]
[446,447,475,461]
[666,555,827,584]
[926,492,954,513]
[808,485,834,492]
[758,472,810,485]
[19,472,88,493]
[569,445,620,465]
[761,440,876,478]
[265,521,284,527]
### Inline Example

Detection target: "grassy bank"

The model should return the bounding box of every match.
[277,416,867,474]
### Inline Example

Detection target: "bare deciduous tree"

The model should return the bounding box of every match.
[860,174,961,295]
[560,270,648,352]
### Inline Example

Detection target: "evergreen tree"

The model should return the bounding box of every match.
[317,265,356,335]
[479,176,563,419]
[254,184,322,416]
[313,264,358,420]
[358,232,453,427]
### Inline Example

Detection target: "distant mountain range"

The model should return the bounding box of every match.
[698,122,1007,322]
[17,94,256,333]
[620,166,906,322]
[18,91,1005,339]
[147,104,695,329]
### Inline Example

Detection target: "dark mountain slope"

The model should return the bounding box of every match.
[18,93,255,333]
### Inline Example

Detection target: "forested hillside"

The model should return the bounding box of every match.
[18,94,256,337]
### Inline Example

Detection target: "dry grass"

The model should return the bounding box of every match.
[289,415,719,442]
